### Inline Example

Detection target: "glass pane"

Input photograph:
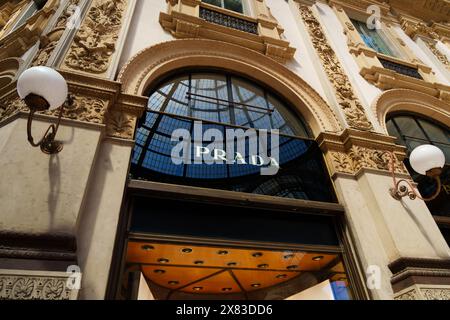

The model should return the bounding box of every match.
[268,94,309,137]
[148,75,190,116]
[386,119,403,145]
[202,0,222,7]
[417,118,450,144]
[351,19,396,57]
[191,73,229,122]
[393,116,428,142]
[224,0,244,13]
[231,77,268,128]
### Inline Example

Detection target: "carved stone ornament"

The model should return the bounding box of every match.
[32,0,82,67]
[299,5,374,131]
[0,270,79,300]
[427,42,450,69]
[0,96,27,122]
[0,0,59,60]
[395,287,450,300]
[318,129,409,176]
[402,21,440,41]
[0,94,107,124]
[105,109,135,139]
[330,146,408,175]
[63,0,127,74]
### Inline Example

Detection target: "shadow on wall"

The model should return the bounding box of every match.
[400,201,450,257]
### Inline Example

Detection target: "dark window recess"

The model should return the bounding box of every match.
[130,197,340,247]
[378,58,423,80]
[439,225,450,247]
[199,7,258,35]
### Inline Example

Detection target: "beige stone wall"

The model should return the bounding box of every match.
[0,117,103,237]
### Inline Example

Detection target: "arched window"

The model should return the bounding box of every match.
[387,114,450,244]
[131,71,336,203]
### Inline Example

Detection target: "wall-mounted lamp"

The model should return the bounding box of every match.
[17,66,71,154]
[388,144,445,201]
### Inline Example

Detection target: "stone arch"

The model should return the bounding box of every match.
[373,89,450,134]
[118,39,342,136]
[0,57,21,89]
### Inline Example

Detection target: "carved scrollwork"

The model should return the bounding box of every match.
[299,5,373,131]
[421,288,450,300]
[330,146,408,175]
[395,289,418,300]
[427,42,450,69]
[395,287,450,300]
[63,0,127,74]
[42,95,107,124]
[0,94,107,125]
[0,96,27,122]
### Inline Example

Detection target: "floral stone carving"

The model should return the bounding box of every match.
[0,94,107,125]
[299,5,373,131]
[63,0,127,74]
[330,146,408,175]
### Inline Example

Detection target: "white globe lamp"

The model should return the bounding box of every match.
[17,66,68,111]
[410,144,446,177]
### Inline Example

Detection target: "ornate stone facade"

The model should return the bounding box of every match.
[0,270,79,300]
[299,5,374,131]
[426,41,450,70]
[329,146,408,175]
[0,94,107,125]
[0,0,59,60]
[159,0,296,63]
[318,129,408,176]
[62,0,128,75]
[32,0,81,67]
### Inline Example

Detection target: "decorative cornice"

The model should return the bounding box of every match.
[317,129,408,177]
[389,257,450,275]
[299,5,374,131]
[361,64,450,101]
